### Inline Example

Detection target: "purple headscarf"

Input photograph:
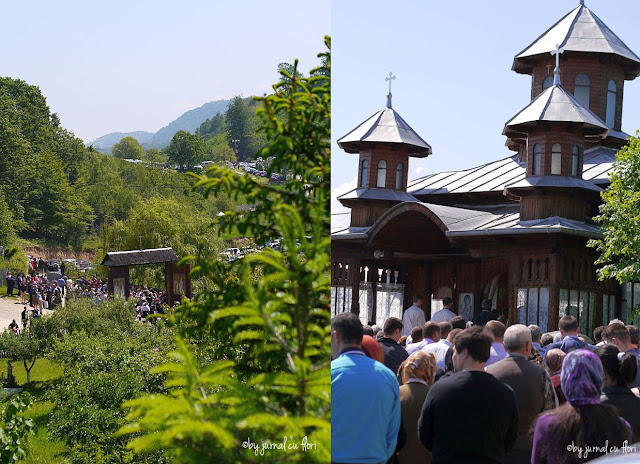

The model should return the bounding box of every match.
[561,349,604,406]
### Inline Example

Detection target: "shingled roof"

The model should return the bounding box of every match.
[101,248,179,267]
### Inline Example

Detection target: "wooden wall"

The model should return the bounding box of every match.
[520,195,589,221]
[357,145,410,191]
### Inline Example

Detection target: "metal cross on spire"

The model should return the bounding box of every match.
[385,72,396,94]
[385,72,396,108]
[550,43,565,86]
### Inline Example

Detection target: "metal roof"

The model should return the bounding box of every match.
[504,175,603,193]
[101,248,179,267]
[337,100,432,157]
[513,4,640,77]
[332,202,603,241]
[338,187,419,203]
[503,85,609,138]
[408,145,616,196]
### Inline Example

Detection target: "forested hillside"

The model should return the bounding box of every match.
[0,77,233,271]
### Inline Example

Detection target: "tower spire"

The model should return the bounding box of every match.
[579,0,584,6]
[385,71,396,108]
[550,44,565,86]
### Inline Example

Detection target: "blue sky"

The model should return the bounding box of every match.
[331,0,640,230]
[1,0,329,143]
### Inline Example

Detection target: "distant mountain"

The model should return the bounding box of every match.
[90,131,154,154]
[147,100,230,149]
[88,99,231,153]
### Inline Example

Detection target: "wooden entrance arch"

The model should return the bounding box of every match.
[100,247,191,306]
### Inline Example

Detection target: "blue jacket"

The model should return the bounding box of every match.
[546,335,596,354]
[332,349,401,463]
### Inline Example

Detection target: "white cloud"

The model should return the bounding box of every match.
[331,176,357,231]
[414,166,425,175]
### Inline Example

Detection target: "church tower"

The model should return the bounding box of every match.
[504,47,609,222]
[512,1,640,148]
[337,74,432,227]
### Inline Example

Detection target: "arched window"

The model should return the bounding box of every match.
[533,144,541,175]
[551,143,562,175]
[606,80,617,128]
[574,74,590,108]
[542,76,553,92]
[360,160,369,188]
[377,160,387,188]
[395,162,404,190]
[572,145,579,176]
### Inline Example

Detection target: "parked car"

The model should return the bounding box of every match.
[47,259,60,271]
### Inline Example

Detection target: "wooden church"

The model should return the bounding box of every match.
[331,1,640,335]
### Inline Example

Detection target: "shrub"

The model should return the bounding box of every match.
[0,245,27,275]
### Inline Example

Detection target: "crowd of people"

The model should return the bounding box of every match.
[4,267,170,329]
[129,285,167,322]
[332,294,640,464]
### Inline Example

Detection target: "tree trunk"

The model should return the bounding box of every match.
[7,360,15,387]
[24,360,35,385]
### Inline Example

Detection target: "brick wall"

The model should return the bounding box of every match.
[530,55,625,130]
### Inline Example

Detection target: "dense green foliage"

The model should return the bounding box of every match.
[0,78,237,255]
[41,299,174,463]
[196,97,268,162]
[101,195,226,290]
[0,78,91,246]
[205,134,236,163]
[0,317,58,385]
[112,136,144,160]
[0,198,14,246]
[590,134,640,283]
[118,37,331,463]
[0,394,34,464]
[195,112,225,141]
[166,130,207,172]
[0,245,27,275]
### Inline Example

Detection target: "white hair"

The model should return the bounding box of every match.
[504,324,532,352]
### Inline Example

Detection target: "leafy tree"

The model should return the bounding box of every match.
[167,131,206,172]
[205,134,236,163]
[19,151,93,246]
[142,147,166,163]
[0,197,14,246]
[0,78,86,183]
[112,136,144,160]
[118,37,331,463]
[196,112,225,141]
[225,96,253,161]
[0,316,58,385]
[101,195,224,290]
[0,246,27,275]
[47,299,173,463]
[590,134,640,285]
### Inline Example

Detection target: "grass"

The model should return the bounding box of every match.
[23,400,68,464]
[0,358,69,463]
[0,288,19,301]
[0,358,64,387]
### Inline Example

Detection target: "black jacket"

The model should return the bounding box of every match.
[601,384,640,440]
[378,337,408,377]
[472,310,497,327]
